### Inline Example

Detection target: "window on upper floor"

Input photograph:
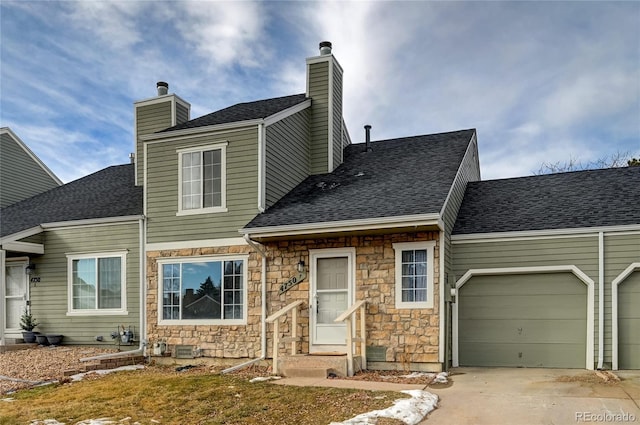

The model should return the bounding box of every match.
[177,142,227,215]
[393,241,436,309]
[158,255,247,325]
[67,252,128,316]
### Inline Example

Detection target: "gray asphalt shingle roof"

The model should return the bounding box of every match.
[453,166,640,235]
[162,94,308,132]
[245,129,475,229]
[0,164,142,238]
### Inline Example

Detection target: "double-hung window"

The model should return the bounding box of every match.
[67,252,127,315]
[177,142,227,215]
[393,241,435,309]
[158,256,247,325]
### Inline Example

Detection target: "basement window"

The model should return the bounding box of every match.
[392,241,435,309]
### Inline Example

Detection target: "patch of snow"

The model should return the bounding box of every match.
[432,372,448,384]
[70,365,144,382]
[1,397,15,402]
[329,390,438,425]
[249,376,281,383]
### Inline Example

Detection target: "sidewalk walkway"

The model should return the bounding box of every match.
[272,369,640,425]
[271,376,427,392]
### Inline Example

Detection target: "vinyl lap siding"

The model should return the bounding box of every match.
[135,101,174,185]
[29,222,141,346]
[332,66,343,170]
[605,232,640,366]
[145,127,259,243]
[1,132,60,207]
[265,109,310,208]
[442,134,480,280]
[308,61,329,175]
[176,102,189,125]
[17,234,44,244]
[441,133,479,367]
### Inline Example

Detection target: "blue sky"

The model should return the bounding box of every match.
[1,1,638,183]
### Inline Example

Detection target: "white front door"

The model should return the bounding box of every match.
[310,248,355,353]
[4,261,28,339]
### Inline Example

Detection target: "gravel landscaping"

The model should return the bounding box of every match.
[0,346,119,394]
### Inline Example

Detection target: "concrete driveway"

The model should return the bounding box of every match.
[422,367,640,425]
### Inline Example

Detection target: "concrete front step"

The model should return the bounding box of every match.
[278,354,348,378]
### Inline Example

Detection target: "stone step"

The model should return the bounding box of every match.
[281,367,330,379]
[278,354,348,377]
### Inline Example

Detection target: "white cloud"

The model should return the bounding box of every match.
[1,1,638,183]
[11,124,127,183]
[170,2,268,69]
[65,1,146,49]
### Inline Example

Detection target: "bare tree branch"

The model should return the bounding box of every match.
[534,151,637,175]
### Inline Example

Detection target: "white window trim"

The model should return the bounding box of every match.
[157,254,248,326]
[66,251,128,316]
[393,241,436,309]
[176,142,228,216]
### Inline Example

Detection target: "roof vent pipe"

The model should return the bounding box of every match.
[319,41,332,55]
[364,125,372,152]
[156,81,168,96]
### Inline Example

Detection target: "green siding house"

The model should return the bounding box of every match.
[0,127,62,208]
[451,169,640,370]
[2,41,638,373]
[0,164,143,347]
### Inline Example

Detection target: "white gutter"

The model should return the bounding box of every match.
[0,226,43,245]
[222,234,268,373]
[242,214,443,239]
[82,217,148,363]
[597,232,604,370]
[451,224,640,242]
[41,215,144,230]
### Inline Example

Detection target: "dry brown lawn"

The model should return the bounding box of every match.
[1,365,407,425]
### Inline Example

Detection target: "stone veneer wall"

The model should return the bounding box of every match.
[146,246,263,359]
[263,231,440,365]
[146,231,440,366]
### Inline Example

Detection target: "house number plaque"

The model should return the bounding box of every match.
[279,271,307,295]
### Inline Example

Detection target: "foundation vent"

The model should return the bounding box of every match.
[172,345,195,359]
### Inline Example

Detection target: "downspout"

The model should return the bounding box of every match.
[82,217,147,363]
[0,249,5,346]
[221,234,268,373]
[597,232,604,370]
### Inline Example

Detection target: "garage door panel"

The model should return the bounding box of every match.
[459,272,587,368]
[461,275,586,296]
[459,294,586,320]
[460,342,585,368]
[460,319,585,344]
[619,272,640,369]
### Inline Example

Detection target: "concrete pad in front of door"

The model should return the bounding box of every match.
[422,367,640,425]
